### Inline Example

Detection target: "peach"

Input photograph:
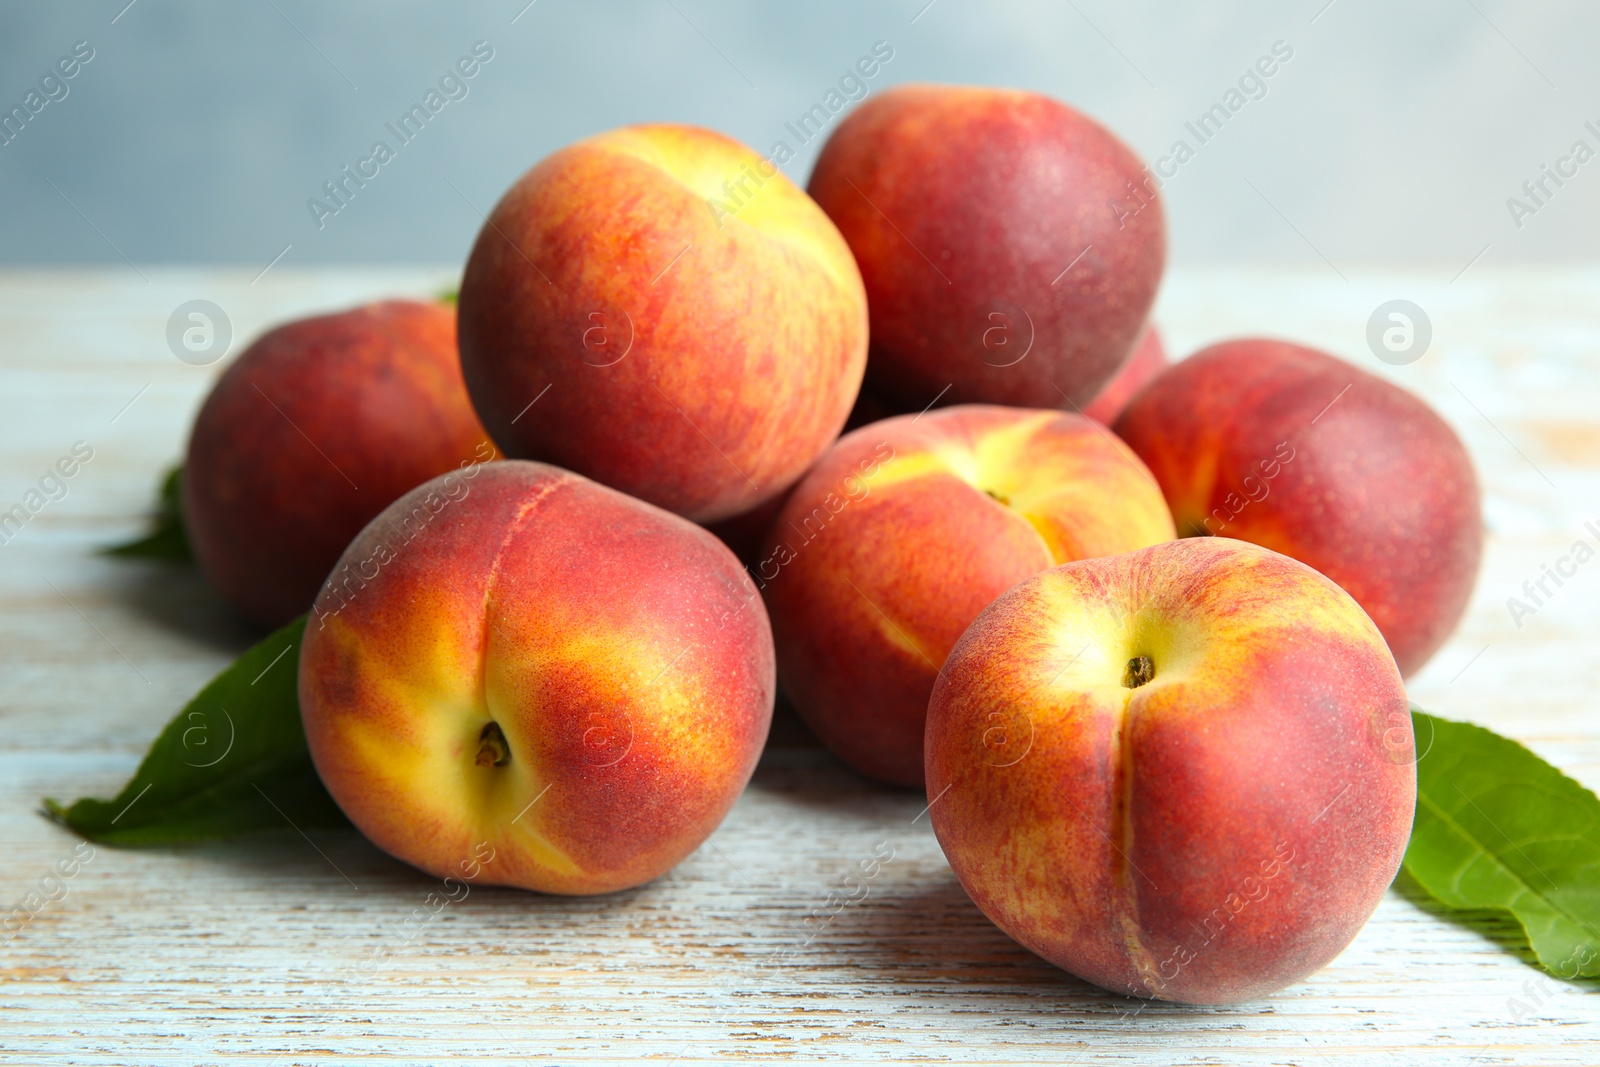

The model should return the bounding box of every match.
[926,537,1416,1004]
[298,461,774,895]
[1113,338,1482,675]
[808,84,1165,412]
[760,405,1174,786]
[458,123,868,523]
[1082,324,1167,424]
[184,300,495,629]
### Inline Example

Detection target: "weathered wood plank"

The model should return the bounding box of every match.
[2,267,1596,1064]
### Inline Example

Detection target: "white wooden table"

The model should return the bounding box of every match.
[2,266,1596,1065]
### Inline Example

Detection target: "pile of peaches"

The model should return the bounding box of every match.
[179,85,1480,1005]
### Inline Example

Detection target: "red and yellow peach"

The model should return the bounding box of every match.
[926,537,1416,1004]
[298,460,775,895]
[458,123,868,523]
[760,405,1174,786]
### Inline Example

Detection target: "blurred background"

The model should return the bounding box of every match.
[1,0,1595,271]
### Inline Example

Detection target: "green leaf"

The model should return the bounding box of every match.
[437,288,458,306]
[1403,707,1600,979]
[103,465,193,562]
[44,615,348,844]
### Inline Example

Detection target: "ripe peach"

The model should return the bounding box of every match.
[926,537,1416,1004]
[808,84,1165,413]
[299,461,774,895]
[458,123,868,523]
[1113,338,1482,675]
[184,300,495,628]
[760,405,1174,786]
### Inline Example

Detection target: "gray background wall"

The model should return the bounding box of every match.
[1,0,1594,269]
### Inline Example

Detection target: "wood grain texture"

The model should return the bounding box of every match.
[1,266,1596,1065]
